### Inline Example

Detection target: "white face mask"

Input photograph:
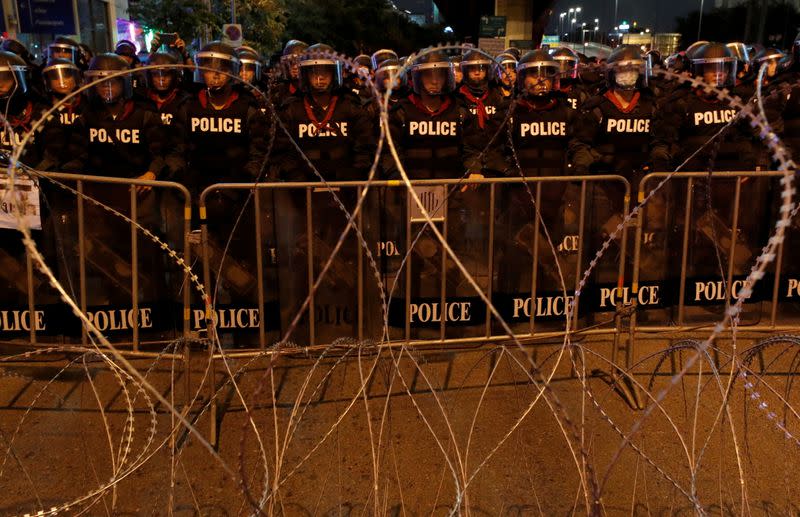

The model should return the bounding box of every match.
[615,70,639,89]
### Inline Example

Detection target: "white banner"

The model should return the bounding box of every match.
[0,174,41,230]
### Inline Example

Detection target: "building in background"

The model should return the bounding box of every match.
[653,33,681,55]
[3,0,128,59]
[392,0,442,25]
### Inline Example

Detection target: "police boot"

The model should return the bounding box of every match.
[696,210,753,274]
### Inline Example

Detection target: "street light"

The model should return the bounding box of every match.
[559,12,566,35]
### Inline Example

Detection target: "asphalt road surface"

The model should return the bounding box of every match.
[1,332,800,516]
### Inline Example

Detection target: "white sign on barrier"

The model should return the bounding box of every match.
[0,174,41,230]
[408,185,446,223]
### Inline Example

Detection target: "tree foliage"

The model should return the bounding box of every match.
[129,0,452,56]
[128,0,220,43]
[272,0,452,55]
[129,0,284,53]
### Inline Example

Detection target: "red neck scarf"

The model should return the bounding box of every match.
[149,88,178,110]
[303,95,339,133]
[604,90,640,113]
[459,85,488,129]
[104,100,135,122]
[198,89,239,110]
[408,94,452,117]
[517,97,557,111]
[9,101,34,131]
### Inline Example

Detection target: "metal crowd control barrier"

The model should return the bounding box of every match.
[199,175,632,356]
[0,171,192,359]
[630,171,799,336]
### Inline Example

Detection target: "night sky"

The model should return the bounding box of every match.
[547,0,713,35]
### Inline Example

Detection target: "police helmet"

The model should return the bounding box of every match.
[685,40,710,60]
[236,46,263,83]
[645,49,663,68]
[460,49,495,89]
[503,47,522,61]
[551,46,579,79]
[726,42,751,74]
[281,39,309,80]
[85,53,132,103]
[193,41,240,90]
[298,43,343,93]
[375,58,403,93]
[410,49,456,96]
[690,42,737,88]
[146,51,180,92]
[754,47,787,78]
[114,40,139,66]
[606,45,649,91]
[42,57,81,97]
[354,54,372,71]
[0,51,28,99]
[47,36,81,65]
[0,39,33,65]
[495,52,518,86]
[371,49,398,70]
[516,49,559,96]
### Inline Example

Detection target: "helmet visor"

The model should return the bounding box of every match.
[43,64,80,95]
[692,58,737,87]
[299,61,342,93]
[48,43,79,63]
[0,65,28,97]
[609,60,648,90]
[554,56,578,78]
[84,70,130,103]
[194,52,240,85]
[517,63,559,96]
[411,62,455,95]
[461,60,493,88]
[375,65,402,92]
[147,68,177,91]
[239,60,262,83]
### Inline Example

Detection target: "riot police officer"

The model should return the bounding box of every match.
[46,37,84,68]
[573,45,664,286]
[371,49,398,71]
[384,49,469,179]
[504,49,579,177]
[274,39,309,102]
[551,47,588,109]
[495,52,517,100]
[79,53,179,181]
[271,43,375,182]
[36,58,85,172]
[144,51,191,127]
[573,45,657,183]
[178,41,268,196]
[0,51,44,166]
[457,49,508,175]
[495,49,580,317]
[75,53,179,302]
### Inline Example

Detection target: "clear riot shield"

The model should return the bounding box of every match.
[385,181,491,342]
[0,172,191,349]
[491,180,580,335]
[663,172,773,326]
[271,185,360,346]
[201,186,281,348]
